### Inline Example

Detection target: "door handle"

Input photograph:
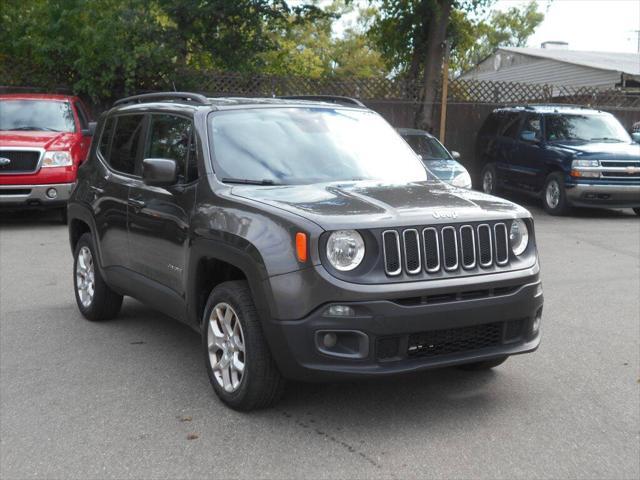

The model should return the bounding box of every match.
[89,185,105,194]
[128,198,146,209]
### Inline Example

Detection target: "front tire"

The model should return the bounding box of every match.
[73,233,123,321]
[202,281,285,411]
[481,164,499,195]
[542,172,570,215]
[458,356,508,371]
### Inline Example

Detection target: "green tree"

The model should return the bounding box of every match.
[0,0,323,103]
[450,1,545,75]
[258,1,386,78]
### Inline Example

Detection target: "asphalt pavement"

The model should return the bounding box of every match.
[1,203,639,479]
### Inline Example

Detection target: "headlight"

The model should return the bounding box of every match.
[571,159,600,168]
[570,159,600,178]
[509,219,529,256]
[450,171,472,189]
[326,230,365,271]
[42,151,72,167]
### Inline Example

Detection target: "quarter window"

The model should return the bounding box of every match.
[98,117,115,160]
[146,115,197,182]
[109,115,145,175]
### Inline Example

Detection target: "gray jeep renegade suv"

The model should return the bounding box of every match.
[68,92,543,410]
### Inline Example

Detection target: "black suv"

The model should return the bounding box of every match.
[477,105,640,215]
[68,93,543,410]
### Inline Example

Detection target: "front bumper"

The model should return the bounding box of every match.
[565,182,640,208]
[263,271,543,381]
[0,183,74,207]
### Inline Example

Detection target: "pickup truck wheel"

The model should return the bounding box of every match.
[457,355,508,371]
[633,208,640,216]
[73,233,123,321]
[481,164,499,195]
[543,172,570,215]
[202,281,285,411]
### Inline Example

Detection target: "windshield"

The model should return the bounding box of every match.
[0,100,76,132]
[545,114,630,143]
[403,134,451,159]
[208,108,428,185]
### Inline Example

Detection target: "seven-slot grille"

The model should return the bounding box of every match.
[382,222,511,276]
[0,150,42,174]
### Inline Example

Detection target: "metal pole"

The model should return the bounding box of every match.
[439,40,451,143]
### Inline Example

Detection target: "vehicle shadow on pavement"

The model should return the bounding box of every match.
[0,209,65,227]
[111,299,515,430]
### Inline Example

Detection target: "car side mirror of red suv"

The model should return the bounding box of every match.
[82,122,97,137]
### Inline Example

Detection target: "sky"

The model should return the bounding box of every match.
[330,0,640,54]
[493,0,640,53]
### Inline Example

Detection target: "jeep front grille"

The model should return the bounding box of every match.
[382,222,511,276]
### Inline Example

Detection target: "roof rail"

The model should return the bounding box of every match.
[278,95,366,108]
[113,92,210,107]
[526,103,592,109]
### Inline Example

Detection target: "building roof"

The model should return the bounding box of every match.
[500,47,640,76]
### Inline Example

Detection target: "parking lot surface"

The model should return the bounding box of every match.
[1,204,639,480]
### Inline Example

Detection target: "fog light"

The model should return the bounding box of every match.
[46,188,57,199]
[324,305,355,317]
[532,310,542,334]
[323,332,337,348]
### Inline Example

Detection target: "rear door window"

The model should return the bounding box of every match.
[500,113,522,139]
[109,115,145,175]
[146,114,197,182]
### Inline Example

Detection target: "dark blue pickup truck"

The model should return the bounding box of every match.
[476,105,640,215]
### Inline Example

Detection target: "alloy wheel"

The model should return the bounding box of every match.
[546,180,560,209]
[207,302,246,393]
[483,170,494,193]
[76,246,95,308]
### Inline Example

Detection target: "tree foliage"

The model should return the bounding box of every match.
[0,0,323,102]
[450,0,545,74]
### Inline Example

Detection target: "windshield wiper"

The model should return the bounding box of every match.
[221,177,280,186]
[9,126,61,132]
[590,137,623,142]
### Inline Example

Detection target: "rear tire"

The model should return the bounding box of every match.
[542,172,570,215]
[458,356,508,371]
[481,164,500,195]
[202,280,285,411]
[633,208,640,216]
[73,233,123,321]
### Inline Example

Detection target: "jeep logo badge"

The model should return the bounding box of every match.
[0,157,11,167]
[432,210,458,219]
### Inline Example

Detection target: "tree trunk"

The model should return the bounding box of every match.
[416,0,453,132]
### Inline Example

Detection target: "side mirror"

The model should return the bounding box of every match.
[632,132,640,144]
[520,130,538,142]
[142,158,178,187]
[451,151,461,160]
[82,122,97,137]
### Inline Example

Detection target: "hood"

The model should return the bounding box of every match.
[0,131,76,150]
[231,180,529,230]
[549,141,640,160]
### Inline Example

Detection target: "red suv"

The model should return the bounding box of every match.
[0,93,95,221]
